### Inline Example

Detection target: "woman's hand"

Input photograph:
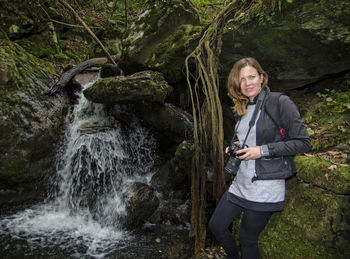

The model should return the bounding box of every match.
[235,146,262,160]
[225,141,241,155]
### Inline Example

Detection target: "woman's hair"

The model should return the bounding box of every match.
[227,57,268,115]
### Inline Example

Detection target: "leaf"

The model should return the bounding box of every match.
[9,24,19,33]
[326,97,333,102]
[107,1,114,8]
[155,238,161,243]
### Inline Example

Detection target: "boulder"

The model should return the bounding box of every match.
[219,0,350,90]
[144,24,201,83]
[120,0,200,82]
[259,177,350,259]
[135,102,193,139]
[0,40,68,207]
[83,70,173,104]
[124,182,159,228]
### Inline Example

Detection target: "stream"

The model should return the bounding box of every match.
[0,77,192,258]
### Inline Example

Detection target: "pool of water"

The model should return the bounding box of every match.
[0,204,193,259]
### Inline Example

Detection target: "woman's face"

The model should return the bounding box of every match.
[239,65,263,101]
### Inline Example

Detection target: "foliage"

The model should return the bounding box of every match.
[190,0,233,25]
[316,88,337,105]
[305,90,350,152]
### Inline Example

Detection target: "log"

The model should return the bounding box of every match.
[46,57,109,95]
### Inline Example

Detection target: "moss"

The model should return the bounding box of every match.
[15,33,57,59]
[145,24,198,82]
[174,140,194,171]
[295,155,350,194]
[84,71,173,104]
[260,178,350,259]
[304,91,350,151]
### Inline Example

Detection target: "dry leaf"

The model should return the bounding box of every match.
[327,151,341,156]
[155,238,161,243]
[319,126,329,134]
[304,153,315,157]
[328,165,337,171]
[338,125,346,132]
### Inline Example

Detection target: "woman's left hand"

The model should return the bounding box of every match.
[235,146,262,160]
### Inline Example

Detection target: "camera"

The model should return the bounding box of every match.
[224,144,245,175]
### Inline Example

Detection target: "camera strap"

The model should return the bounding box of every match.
[232,89,267,147]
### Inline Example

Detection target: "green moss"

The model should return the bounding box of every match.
[260,178,350,259]
[295,155,350,194]
[84,71,173,104]
[174,140,194,171]
[304,91,350,151]
[145,24,197,82]
[15,33,57,59]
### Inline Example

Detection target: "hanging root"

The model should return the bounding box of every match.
[185,0,257,252]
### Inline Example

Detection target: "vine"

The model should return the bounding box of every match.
[185,0,257,252]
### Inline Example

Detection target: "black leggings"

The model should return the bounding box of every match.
[208,192,272,259]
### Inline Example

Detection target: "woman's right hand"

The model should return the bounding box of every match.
[225,141,241,154]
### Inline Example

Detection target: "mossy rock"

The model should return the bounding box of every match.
[145,24,201,83]
[295,155,350,194]
[0,39,68,206]
[120,0,200,77]
[260,177,350,259]
[174,140,194,172]
[83,70,173,104]
[220,0,350,90]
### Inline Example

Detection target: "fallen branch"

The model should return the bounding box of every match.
[46,57,108,95]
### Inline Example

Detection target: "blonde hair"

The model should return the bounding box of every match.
[227,57,268,115]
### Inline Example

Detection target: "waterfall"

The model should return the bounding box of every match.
[0,76,156,258]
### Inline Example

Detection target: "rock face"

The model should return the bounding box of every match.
[135,102,193,139]
[0,40,68,207]
[120,0,200,82]
[83,70,173,104]
[219,0,350,90]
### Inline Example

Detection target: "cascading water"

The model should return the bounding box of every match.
[0,76,158,258]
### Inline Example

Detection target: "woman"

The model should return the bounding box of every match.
[208,57,310,259]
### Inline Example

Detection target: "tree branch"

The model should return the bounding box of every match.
[58,0,118,68]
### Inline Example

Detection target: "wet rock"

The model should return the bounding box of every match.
[72,72,99,89]
[0,40,68,207]
[124,182,159,228]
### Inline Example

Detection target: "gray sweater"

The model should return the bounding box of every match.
[228,104,285,211]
